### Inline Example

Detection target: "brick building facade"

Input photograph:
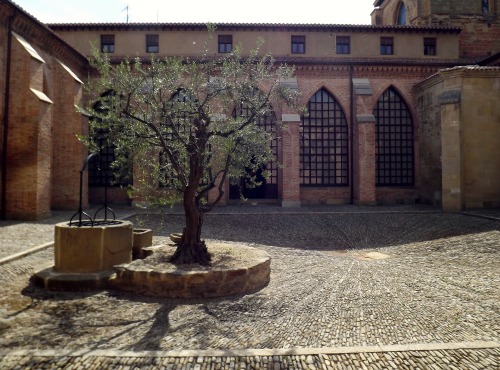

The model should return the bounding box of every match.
[1,0,499,219]
[0,0,89,220]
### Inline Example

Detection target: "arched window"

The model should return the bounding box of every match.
[159,88,197,188]
[397,2,407,25]
[373,87,414,186]
[88,91,132,187]
[300,88,349,186]
[229,92,279,199]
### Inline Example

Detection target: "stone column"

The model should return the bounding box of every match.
[280,113,301,207]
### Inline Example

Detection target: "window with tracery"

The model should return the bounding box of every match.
[373,87,414,186]
[300,88,349,186]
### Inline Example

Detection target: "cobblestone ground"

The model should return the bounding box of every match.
[0,206,499,369]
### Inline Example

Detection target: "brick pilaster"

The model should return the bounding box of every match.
[280,114,301,207]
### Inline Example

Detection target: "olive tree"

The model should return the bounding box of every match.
[82,32,299,265]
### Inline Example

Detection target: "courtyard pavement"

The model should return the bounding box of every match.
[0,204,499,369]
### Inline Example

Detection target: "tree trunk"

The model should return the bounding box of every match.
[170,178,211,265]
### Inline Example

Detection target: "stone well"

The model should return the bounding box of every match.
[33,220,133,290]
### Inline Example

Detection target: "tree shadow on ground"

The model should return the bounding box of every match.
[18,280,252,351]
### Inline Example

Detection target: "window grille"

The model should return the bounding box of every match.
[336,36,350,54]
[291,35,306,54]
[159,89,196,188]
[380,37,394,55]
[88,94,131,187]
[373,87,414,186]
[146,34,159,53]
[100,34,115,53]
[229,92,278,199]
[218,35,233,53]
[300,88,349,186]
[424,37,437,56]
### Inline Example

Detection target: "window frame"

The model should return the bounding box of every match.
[380,37,394,55]
[336,36,350,55]
[373,87,415,187]
[146,34,159,53]
[218,35,233,53]
[423,37,437,56]
[300,88,349,187]
[291,35,306,54]
[100,34,115,53]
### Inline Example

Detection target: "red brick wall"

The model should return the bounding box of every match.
[51,61,87,210]
[6,40,51,219]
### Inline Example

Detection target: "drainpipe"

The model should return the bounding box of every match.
[349,64,354,204]
[1,12,16,220]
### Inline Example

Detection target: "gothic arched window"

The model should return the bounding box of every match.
[397,2,407,25]
[300,88,349,186]
[373,87,414,186]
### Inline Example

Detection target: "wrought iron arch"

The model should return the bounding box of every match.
[300,88,349,186]
[373,86,414,186]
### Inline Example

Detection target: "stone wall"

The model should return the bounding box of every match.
[415,66,500,211]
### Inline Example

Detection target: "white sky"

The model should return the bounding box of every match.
[12,0,375,25]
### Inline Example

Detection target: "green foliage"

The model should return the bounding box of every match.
[80,29,299,213]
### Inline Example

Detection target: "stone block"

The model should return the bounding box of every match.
[54,221,133,273]
[133,229,153,258]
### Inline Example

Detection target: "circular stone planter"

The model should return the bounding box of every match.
[109,242,271,298]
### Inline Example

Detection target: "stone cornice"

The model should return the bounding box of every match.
[47,22,462,35]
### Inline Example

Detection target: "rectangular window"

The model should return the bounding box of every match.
[146,34,159,53]
[100,34,115,53]
[291,35,306,54]
[424,37,436,56]
[380,37,394,55]
[218,35,233,53]
[336,36,350,54]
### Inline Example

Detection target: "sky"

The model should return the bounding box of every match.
[12,0,375,25]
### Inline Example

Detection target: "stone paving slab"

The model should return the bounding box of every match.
[0,205,499,369]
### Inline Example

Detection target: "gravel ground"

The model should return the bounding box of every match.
[0,205,499,369]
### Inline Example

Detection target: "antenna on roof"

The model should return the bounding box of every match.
[122,5,129,23]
